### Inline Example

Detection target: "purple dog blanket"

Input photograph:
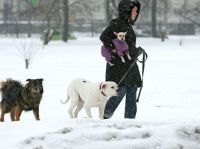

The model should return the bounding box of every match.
[112,38,129,56]
[101,38,129,61]
[101,46,112,61]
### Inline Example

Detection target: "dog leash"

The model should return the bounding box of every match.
[118,57,138,86]
[136,50,148,102]
[118,49,148,102]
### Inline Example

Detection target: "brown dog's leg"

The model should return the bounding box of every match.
[0,113,4,122]
[33,107,40,120]
[10,108,16,121]
[15,106,23,121]
[0,109,5,122]
[0,103,6,122]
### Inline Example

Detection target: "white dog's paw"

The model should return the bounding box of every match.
[108,62,115,66]
[121,58,125,63]
[127,55,132,60]
[112,49,117,53]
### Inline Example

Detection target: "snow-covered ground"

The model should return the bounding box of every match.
[0,34,200,149]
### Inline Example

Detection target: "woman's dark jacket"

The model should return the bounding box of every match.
[100,0,142,87]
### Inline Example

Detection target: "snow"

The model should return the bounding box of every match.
[0,34,200,149]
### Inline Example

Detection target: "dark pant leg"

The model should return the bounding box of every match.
[104,87,126,119]
[124,86,137,119]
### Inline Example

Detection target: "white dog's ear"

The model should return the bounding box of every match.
[102,84,107,89]
[100,83,107,90]
[124,32,127,35]
[113,32,118,36]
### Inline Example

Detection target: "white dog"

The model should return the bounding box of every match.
[62,79,118,119]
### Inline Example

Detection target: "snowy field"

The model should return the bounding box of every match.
[0,34,200,149]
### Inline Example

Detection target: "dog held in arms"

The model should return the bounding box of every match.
[0,78,44,122]
[101,31,131,66]
[61,79,118,119]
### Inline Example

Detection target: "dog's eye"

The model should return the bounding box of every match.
[111,86,114,89]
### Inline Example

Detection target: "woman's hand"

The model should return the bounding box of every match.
[136,46,144,57]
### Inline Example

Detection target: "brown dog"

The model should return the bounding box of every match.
[0,78,44,122]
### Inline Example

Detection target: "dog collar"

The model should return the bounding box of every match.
[100,83,107,97]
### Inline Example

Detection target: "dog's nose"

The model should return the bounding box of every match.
[34,88,39,92]
[115,90,119,96]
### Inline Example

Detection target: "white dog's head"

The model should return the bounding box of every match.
[114,32,127,41]
[100,81,118,97]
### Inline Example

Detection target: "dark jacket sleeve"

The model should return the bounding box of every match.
[125,28,137,56]
[100,19,119,52]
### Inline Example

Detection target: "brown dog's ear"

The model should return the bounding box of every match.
[26,79,31,82]
[113,32,118,36]
[38,78,44,82]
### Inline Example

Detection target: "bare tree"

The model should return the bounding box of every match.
[14,8,20,38]
[175,2,200,27]
[140,0,151,12]
[69,0,120,36]
[38,0,68,42]
[41,0,61,29]
[2,0,14,35]
[157,0,171,40]
[105,0,112,24]
[70,0,98,37]
[151,0,158,37]
[16,38,42,69]
[23,0,36,38]
[105,0,119,24]
[33,0,63,44]
[62,0,69,42]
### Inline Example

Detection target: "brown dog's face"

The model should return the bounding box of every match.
[26,79,44,96]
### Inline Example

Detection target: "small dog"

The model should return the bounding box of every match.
[113,31,131,63]
[101,31,131,66]
[61,79,118,119]
[0,78,44,122]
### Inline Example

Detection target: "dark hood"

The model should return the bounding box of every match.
[118,0,141,24]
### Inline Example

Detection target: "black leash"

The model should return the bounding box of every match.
[136,50,148,102]
[118,57,138,86]
[117,49,148,102]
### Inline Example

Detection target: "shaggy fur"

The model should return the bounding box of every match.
[0,78,44,122]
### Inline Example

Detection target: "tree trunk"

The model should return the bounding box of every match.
[15,1,21,38]
[151,0,157,37]
[62,0,69,42]
[28,7,33,38]
[91,20,94,37]
[25,59,29,69]
[3,2,9,35]
[105,0,112,25]
[15,21,19,38]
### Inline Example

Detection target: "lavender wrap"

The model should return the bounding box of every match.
[101,46,112,61]
[112,38,129,56]
[101,38,129,61]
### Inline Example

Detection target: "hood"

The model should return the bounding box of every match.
[118,0,141,24]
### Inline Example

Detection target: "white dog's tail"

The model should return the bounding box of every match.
[0,103,1,117]
[60,94,69,104]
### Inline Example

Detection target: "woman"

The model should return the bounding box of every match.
[100,0,143,119]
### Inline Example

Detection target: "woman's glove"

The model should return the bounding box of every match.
[110,52,121,65]
[136,46,144,57]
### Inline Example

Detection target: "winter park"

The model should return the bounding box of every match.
[0,0,200,149]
